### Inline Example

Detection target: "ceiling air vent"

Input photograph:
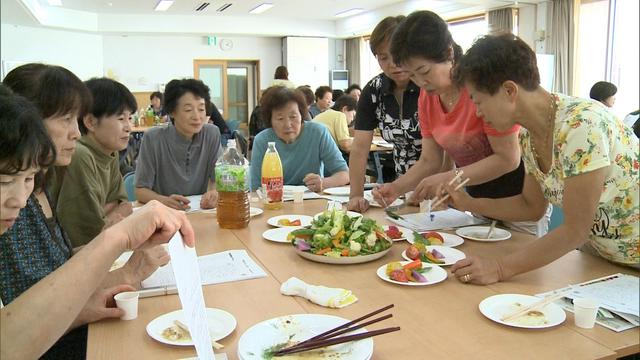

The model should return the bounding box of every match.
[195,2,210,11]
[216,3,232,12]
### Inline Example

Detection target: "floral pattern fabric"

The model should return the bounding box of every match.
[520,93,639,265]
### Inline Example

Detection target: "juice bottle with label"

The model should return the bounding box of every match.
[216,140,250,229]
[261,142,283,210]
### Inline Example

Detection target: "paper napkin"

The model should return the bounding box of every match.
[280,277,357,308]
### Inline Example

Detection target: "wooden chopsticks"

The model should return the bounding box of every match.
[500,291,569,322]
[271,304,399,357]
[431,177,471,209]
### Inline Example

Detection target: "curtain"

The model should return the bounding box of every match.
[345,37,361,87]
[546,0,577,94]
[487,8,514,34]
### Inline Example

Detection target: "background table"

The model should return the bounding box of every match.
[87,199,639,359]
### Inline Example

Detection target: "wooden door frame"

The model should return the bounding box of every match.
[193,59,229,117]
[193,59,260,121]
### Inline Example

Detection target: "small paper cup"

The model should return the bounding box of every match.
[573,298,599,329]
[114,291,139,320]
[293,190,304,203]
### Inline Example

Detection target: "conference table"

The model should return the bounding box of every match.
[87,199,639,359]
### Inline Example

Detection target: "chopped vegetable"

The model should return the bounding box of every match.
[411,270,428,283]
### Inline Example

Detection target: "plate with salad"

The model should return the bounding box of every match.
[382,225,412,242]
[406,231,464,248]
[401,245,466,266]
[267,215,313,228]
[376,260,447,286]
[290,209,393,265]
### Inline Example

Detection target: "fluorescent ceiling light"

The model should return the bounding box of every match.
[335,8,363,18]
[47,0,63,6]
[154,0,174,11]
[249,3,274,14]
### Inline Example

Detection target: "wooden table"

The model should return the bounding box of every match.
[87,200,639,359]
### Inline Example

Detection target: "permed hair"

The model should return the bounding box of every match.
[260,86,308,126]
[163,78,211,123]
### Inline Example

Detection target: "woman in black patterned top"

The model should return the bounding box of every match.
[348,16,423,212]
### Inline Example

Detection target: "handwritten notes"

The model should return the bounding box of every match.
[167,232,214,360]
[141,250,267,289]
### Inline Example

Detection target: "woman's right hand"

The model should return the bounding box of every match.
[109,200,195,252]
[347,196,370,213]
[372,183,399,207]
[442,182,474,211]
[161,194,190,210]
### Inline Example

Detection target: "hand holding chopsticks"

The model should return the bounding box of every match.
[431,176,471,209]
[270,304,400,357]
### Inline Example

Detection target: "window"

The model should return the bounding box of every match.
[449,16,488,52]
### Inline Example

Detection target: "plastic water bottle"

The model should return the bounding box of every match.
[216,140,250,228]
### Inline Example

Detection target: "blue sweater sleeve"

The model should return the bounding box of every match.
[250,133,267,190]
[318,125,348,176]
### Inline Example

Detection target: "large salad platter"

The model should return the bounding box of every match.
[290,209,393,264]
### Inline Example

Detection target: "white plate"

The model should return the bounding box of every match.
[146,308,237,346]
[295,239,393,265]
[237,314,373,360]
[376,261,448,286]
[250,207,264,217]
[262,227,301,243]
[267,215,313,227]
[479,294,566,329]
[364,190,404,208]
[382,225,413,242]
[456,226,511,242]
[313,210,362,220]
[323,187,351,196]
[405,231,465,247]
[401,245,466,266]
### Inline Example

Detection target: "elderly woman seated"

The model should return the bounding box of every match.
[250,86,349,192]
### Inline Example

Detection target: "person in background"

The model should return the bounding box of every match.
[135,79,221,211]
[148,91,165,116]
[313,95,357,154]
[250,86,349,192]
[309,85,333,118]
[270,65,296,89]
[332,89,344,102]
[448,33,639,284]
[1,65,169,359]
[0,92,194,355]
[206,100,232,143]
[296,85,315,119]
[589,81,617,108]
[53,78,135,248]
[346,84,362,102]
[624,109,640,138]
[347,16,423,213]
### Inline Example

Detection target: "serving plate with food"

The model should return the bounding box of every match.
[291,209,393,264]
[376,260,447,286]
[382,225,412,242]
[262,227,302,243]
[406,230,464,247]
[267,215,313,228]
[401,244,466,266]
[146,308,236,346]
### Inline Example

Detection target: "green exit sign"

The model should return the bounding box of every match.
[207,36,217,46]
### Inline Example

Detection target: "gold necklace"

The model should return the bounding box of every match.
[530,93,557,169]
[440,88,459,109]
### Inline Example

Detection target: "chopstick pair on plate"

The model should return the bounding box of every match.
[269,304,400,357]
[500,290,571,322]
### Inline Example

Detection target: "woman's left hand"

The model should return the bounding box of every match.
[303,173,323,193]
[200,189,218,209]
[71,284,136,328]
[450,255,503,285]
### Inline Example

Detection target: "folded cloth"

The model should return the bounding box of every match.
[280,277,357,308]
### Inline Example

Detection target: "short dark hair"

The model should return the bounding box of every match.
[296,86,315,107]
[332,89,344,102]
[3,63,92,120]
[345,84,361,94]
[150,91,163,102]
[0,84,56,191]
[314,86,332,101]
[163,79,211,122]
[332,95,357,112]
[390,10,463,66]
[260,86,308,126]
[369,15,406,56]
[453,33,540,95]
[589,81,617,102]
[80,78,137,134]
[274,66,289,80]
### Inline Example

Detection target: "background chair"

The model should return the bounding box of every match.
[548,205,564,231]
[123,171,136,201]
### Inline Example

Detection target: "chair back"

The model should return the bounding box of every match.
[123,171,136,201]
[548,205,564,231]
[233,130,249,158]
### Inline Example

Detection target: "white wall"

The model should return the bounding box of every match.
[1,24,103,80]
[518,4,536,49]
[102,34,282,92]
[284,37,329,90]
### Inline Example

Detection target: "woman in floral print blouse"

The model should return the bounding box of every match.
[446,34,638,285]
